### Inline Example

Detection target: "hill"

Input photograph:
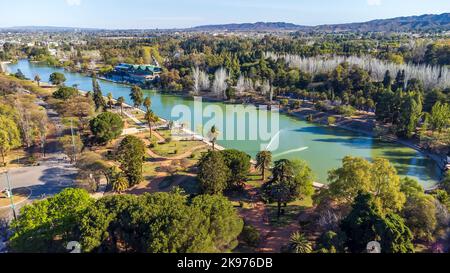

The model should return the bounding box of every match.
[191,13,450,33]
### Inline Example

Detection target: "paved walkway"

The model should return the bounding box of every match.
[0,97,76,220]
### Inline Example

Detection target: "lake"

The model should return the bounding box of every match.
[6,60,441,187]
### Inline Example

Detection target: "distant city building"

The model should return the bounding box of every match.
[108,63,162,84]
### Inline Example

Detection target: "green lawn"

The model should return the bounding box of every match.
[142,162,158,180]
[151,140,204,157]
[266,197,314,227]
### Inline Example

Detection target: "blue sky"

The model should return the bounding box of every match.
[0,0,449,29]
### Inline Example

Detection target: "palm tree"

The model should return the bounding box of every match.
[145,109,159,140]
[112,176,129,194]
[107,93,114,109]
[256,150,272,181]
[34,75,41,86]
[207,125,220,151]
[289,232,312,253]
[130,85,144,108]
[116,96,125,117]
[143,96,152,112]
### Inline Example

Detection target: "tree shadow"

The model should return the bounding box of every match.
[11,166,77,202]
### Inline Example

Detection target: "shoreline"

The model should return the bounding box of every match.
[4,64,444,187]
[285,107,447,180]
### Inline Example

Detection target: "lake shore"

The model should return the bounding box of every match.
[4,60,441,186]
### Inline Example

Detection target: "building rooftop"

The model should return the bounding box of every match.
[115,63,162,73]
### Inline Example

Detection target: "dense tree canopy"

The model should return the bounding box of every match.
[340,193,414,253]
[49,72,66,86]
[79,192,243,253]
[263,159,314,218]
[9,189,93,253]
[89,112,124,144]
[9,189,243,253]
[220,149,251,190]
[197,151,230,195]
[325,156,405,214]
[116,135,145,186]
[53,86,79,100]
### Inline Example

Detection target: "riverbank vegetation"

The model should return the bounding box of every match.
[4,33,449,157]
[1,32,450,254]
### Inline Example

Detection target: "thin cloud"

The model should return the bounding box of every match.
[66,0,81,6]
[367,0,382,6]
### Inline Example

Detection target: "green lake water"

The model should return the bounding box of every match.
[6,60,441,187]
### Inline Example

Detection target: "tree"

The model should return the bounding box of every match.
[256,150,272,181]
[316,231,346,253]
[397,92,422,138]
[429,102,450,133]
[383,70,392,89]
[288,232,312,253]
[400,178,437,242]
[76,151,112,190]
[145,109,158,140]
[220,149,251,190]
[130,85,144,108]
[49,72,66,86]
[326,156,405,214]
[327,156,372,203]
[340,192,414,253]
[441,173,450,194]
[191,194,244,251]
[92,78,106,112]
[89,112,124,144]
[191,66,201,95]
[61,96,94,130]
[370,158,406,214]
[197,151,229,195]
[9,189,93,253]
[59,134,83,163]
[116,135,145,186]
[0,115,21,165]
[143,96,152,112]
[393,70,405,91]
[34,74,41,86]
[263,159,314,218]
[112,175,129,194]
[116,96,125,117]
[79,192,242,253]
[107,93,114,109]
[53,86,78,100]
[207,125,219,151]
[424,88,446,113]
[212,68,228,99]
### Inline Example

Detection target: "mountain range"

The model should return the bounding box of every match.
[2,13,449,33]
[191,13,450,33]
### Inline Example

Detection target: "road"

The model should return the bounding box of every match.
[1,156,77,200]
[0,97,77,220]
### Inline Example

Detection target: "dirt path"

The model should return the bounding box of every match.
[238,182,304,253]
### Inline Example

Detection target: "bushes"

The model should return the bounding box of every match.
[53,86,78,100]
[328,116,337,125]
[334,105,356,117]
[240,224,260,247]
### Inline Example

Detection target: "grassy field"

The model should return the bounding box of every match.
[151,140,205,157]
[266,197,314,227]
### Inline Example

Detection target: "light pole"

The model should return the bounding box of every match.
[70,118,77,163]
[4,171,17,221]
